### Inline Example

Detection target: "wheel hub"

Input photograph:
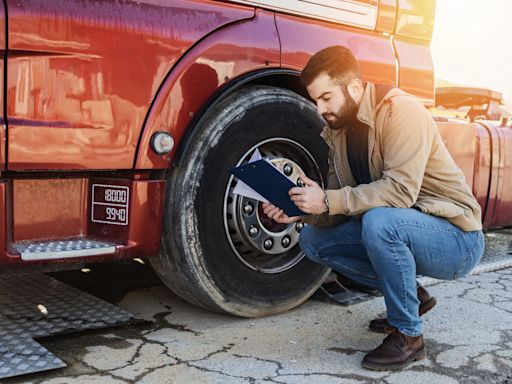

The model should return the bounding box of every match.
[235,157,304,256]
[223,139,321,274]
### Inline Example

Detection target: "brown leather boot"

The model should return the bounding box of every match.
[362,329,426,370]
[368,285,437,334]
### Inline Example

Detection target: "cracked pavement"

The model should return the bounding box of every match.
[5,267,512,384]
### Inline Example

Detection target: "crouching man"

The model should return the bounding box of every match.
[263,45,484,370]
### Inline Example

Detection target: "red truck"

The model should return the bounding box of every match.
[1,0,510,317]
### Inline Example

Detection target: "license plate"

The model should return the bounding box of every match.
[91,184,129,225]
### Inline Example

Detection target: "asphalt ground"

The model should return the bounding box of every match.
[4,262,512,384]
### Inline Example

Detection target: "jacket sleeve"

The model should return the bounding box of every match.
[325,96,433,216]
[302,148,349,227]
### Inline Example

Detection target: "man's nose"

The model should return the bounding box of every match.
[316,102,327,115]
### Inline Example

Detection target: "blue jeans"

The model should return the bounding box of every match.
[299,207,484,337]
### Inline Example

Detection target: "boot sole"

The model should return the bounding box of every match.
[368,297,438,334]
[419,297,437,316]
[361,349,427,371]
[368,323,394,334]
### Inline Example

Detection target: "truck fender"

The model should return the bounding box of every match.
[134,9,280,169]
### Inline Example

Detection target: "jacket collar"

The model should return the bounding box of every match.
[356,82,376,129]
[320,82,375,143]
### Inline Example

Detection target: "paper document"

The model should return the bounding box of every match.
[232,149,268,203]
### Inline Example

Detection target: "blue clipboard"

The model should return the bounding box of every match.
[230,159,305,217]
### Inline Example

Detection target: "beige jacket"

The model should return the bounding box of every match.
[303,82,482,232]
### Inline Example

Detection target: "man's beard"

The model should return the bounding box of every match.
[323,86,358,130]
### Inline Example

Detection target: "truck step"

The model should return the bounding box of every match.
[13,239,117,261]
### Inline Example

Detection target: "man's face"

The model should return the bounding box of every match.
[306,73,359,130]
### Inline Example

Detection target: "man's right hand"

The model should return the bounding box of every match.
[262,202,301,224]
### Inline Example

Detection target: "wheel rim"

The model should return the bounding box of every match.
[223,138,323,274]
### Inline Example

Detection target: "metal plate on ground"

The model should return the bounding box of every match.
[0,273,134,380]
[481,230,512,263]
[312,277,380,306]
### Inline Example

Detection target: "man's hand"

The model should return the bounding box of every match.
[262,202,301,224]
[289,174,328,215]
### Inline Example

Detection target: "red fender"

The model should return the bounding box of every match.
[135,9,280,169]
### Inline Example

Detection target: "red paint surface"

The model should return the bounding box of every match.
[276,13,396,86]
[437,121,477,187]
[87,178,165,254]
[0,177,165,265]
[12,178,88,241]
[6,0,253,170]
[487,124,512,227]
[393,37,434,105]
[0,6,6,170]
[136,9,280,169]
[477,122,501,229]
[472,124,492,226]
[0,183,7,260]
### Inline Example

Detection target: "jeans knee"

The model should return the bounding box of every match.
[361,207,395,244]
[298,225,317,258]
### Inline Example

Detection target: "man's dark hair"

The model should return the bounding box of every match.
[301,45,361,87]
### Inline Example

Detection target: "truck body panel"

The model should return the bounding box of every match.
[275,12,396,85]
[1,177,165,266]
[0,6,5,170]
[478,121,512,228]
[6,0,253,170]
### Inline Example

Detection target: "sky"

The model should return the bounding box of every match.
[431,0,512,104]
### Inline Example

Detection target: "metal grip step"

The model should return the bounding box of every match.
[13,239,117,261]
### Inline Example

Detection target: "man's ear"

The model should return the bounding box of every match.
[347,78,364,102]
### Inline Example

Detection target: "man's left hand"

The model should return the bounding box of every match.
[289,174,328,215]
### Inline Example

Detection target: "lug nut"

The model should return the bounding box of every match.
[295,223,304,232]
[243,202,254,215]
[249,226,259,237]
[283,163,293,176]
[263,238,274,250]
[281,236,291,248]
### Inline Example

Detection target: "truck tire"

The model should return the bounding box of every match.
[150,85,330,317]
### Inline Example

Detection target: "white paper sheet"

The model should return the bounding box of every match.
[232,148,269,202]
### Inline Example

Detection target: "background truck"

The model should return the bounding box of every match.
[1,0,510,317]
